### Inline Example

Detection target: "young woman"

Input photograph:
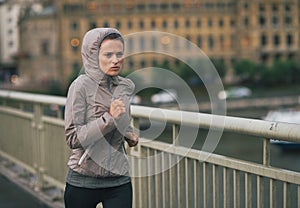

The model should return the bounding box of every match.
[64,28,138,208]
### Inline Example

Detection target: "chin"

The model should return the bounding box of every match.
[106,71,119,76]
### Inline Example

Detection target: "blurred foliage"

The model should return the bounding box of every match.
[211,59,227,79]
[233,59,300,86]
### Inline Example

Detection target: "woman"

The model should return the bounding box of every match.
[64,28,138,208]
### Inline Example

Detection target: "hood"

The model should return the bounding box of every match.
[81,28,123,84]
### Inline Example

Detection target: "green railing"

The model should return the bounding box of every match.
[0,90,300,208]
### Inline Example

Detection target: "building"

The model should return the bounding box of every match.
[17,0,300,90]
[0,0,41,85]
[0,0,23,83]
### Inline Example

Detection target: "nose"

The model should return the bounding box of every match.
[112,54,119,64]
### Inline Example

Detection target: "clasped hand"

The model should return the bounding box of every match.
[109,98,126,119]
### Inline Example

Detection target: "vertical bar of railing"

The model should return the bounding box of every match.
[298,185,300,208]
[269,178,275,208]
[212,164,218,208]
[184,157,189,208]
[193,160,198,208]
[223,167,230,208]
[257,176,263,208]
[154,149,161,208]
[203,162,207,207]
[147,148,153,208]
[177,155,184,208]
[162,151,169,208]
[263,138,271,166]
[245,172,252,208]
[169,153,176,208]
[172,124,179,146]
[33,103,45,190]
[283,182,290,208]
[233,169,240,208]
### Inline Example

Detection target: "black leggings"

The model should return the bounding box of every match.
[64,182,132,208]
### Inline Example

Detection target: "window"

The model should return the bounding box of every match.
[208,18,213,27]
[116,21,121,29]
[285,16,292,26]
[185,19,190,28]
[7,29,13,35]
[219,19,224,28]
[128,59,134,68]
[272,4,278,12]
[140,60,146,68]
[243,16,249,27]
[127,21,133,29]
[208,35,214,49]
[41,40,50,55]
[259,16,266,26]
[139,20,144,29]
[261,34,267,46]
[151,20,156,28]
[162,20,168,28]
[8,41,13,47]
[197,35,202,48]
[160,3,169,10]
[72,62,80,72]
[172,3,180,10]
[197,19,201,28]
[174,19,179,28]
[220,35,224,48]
[286,34,293,46]
[149,3,157,10]
[71,21,78,30]
[89,22,97,29]
[273,34,280,47]
[103,21,109,27]
[259,4,265,12]
[230,19,235,27]
[137,4,145,11]
[272,16,279,27]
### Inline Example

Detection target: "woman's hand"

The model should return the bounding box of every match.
[109,98,126,119]
[125,132,139,147]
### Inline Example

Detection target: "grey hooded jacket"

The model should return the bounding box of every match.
[64,28,137,178]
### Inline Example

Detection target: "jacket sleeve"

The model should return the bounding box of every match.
[64,80,116,149]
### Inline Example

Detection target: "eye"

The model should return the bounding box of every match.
[116,52,124,58]
[104,53,113,58]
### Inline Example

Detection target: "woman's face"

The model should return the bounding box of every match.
[98,39,124,76]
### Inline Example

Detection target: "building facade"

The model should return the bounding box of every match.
[0,0,41,84]
[18,0,300,89]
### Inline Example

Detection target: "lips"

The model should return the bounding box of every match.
[111,66,120,70]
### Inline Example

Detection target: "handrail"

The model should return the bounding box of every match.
[0,90,66,106]
[1,90,300,143]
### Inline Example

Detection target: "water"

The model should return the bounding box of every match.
[141,106,300,173]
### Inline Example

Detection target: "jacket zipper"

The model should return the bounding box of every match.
[106,77,114,176]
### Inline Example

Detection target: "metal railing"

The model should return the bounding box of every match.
[0,90,300,208]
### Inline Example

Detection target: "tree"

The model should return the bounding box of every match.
[233,59,259,83]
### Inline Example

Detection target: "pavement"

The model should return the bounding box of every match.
[0,174,50,208]
[0,156,64,208]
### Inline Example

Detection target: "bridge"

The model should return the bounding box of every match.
[0,89,300,208]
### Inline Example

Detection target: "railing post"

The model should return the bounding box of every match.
[263,138,271,166]
[172,124,179,146]
[32,103,45,190]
